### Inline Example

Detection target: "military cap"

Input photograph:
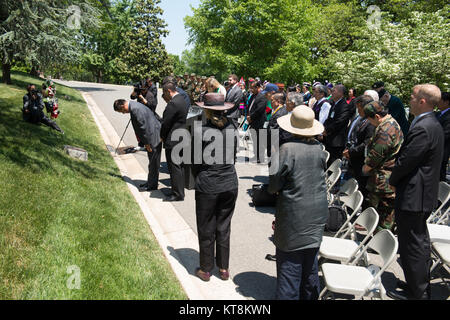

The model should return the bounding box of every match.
[363,101,386,118]
[190,73,196,77]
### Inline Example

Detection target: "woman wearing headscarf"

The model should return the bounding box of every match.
[268,106,329,300]
[192,93,239,282]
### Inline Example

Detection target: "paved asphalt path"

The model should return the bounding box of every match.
[58,80,449,300]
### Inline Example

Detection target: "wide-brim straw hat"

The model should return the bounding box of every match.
[195,93,234,111]
[277,105,324,137]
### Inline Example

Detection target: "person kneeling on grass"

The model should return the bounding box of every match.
[22,84,64,134]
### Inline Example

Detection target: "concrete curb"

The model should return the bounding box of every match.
[81,92,245,300]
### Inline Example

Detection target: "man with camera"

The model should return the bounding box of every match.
[22,84,64,134]
[113,99,162,192]
[130,79,158,113]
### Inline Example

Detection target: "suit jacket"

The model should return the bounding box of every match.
[324,98,353,148]
[268,105,292,145]
[161,94,188,149]
[437,110,450,181]
[249,92,268,130]
[348,117,376,174]
[225,84,243,120]
[129,101,161,149]
[390,113,444,213]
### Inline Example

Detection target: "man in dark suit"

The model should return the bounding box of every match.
[225,74,243,128]
[113,99,162,192]
[437,92,450,181]
[323,84,353,166]
[247,82,277,163]
[379,89,410,136]
[388,84,444,300]
[343,95,375,202]
[161,81,188,202]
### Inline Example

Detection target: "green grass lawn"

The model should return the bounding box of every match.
[0,71,187,300]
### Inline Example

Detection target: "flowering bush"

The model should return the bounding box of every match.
[325,10,449,104]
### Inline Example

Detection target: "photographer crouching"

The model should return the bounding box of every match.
[22,84,64,134]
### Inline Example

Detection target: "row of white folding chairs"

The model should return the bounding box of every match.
[426,182,450,281]
[319,187,398,300]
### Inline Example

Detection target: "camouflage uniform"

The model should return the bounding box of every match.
[177,76,185,89]
[364,114,404,231]
[186,75,197,104]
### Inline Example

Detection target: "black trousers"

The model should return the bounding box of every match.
[147,144,162,189]
[165,147,185,198]
[250,127,267,162]
[24,111,63,133]
[395,210,432,298]
[195,189,238,272]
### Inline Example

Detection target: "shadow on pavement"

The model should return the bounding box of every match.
[69,86,115,93]
[233,271,277,300]
[240,176,268,184]
[167,246,199,277]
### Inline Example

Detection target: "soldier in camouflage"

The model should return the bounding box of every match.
[362,101,404,232]
[177,75,185,90]
[182,72,189,91]
[186,73,197,104]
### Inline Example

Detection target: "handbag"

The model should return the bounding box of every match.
[251,184,277,207]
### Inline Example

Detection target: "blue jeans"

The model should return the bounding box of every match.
[276,247,320,300]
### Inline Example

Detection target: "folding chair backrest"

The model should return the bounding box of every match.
[343,208,380,262]
[341,190,363,213]
[427,182,450,223]
[334,191,364,237]
[354,207,379,233]
[327,159,342,174]
[324,151,330,164]
[339,178,359,197]
[326,169,341,192]
[358,230,398,273]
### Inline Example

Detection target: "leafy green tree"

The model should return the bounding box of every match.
[0,0,98,84]
[121,0,172,82]
[168,53,185,76]
[184,0,321,83]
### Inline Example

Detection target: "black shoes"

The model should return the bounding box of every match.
[163,195,184,202]
[387,280,431,300]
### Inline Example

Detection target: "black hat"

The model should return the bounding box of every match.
[372,81,385,90]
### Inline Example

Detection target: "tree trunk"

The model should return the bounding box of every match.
[2,63,12,84]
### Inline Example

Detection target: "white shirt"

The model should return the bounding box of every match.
[318,98,331,124]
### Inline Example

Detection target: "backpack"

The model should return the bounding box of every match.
[325,205,348,232]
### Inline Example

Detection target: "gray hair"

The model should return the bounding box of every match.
[316,85,329,97]
[287,92,304,106]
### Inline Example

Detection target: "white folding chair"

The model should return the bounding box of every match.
[427,182,450,224]
[320,229,398,300]
[332,178,358,205]
[327,159,342,174]
[336,191,364,237]
[320,207,379,265]
[431,241,450,274]
[427,224,450,243]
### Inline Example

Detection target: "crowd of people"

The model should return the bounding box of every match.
[112,73,448,300]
